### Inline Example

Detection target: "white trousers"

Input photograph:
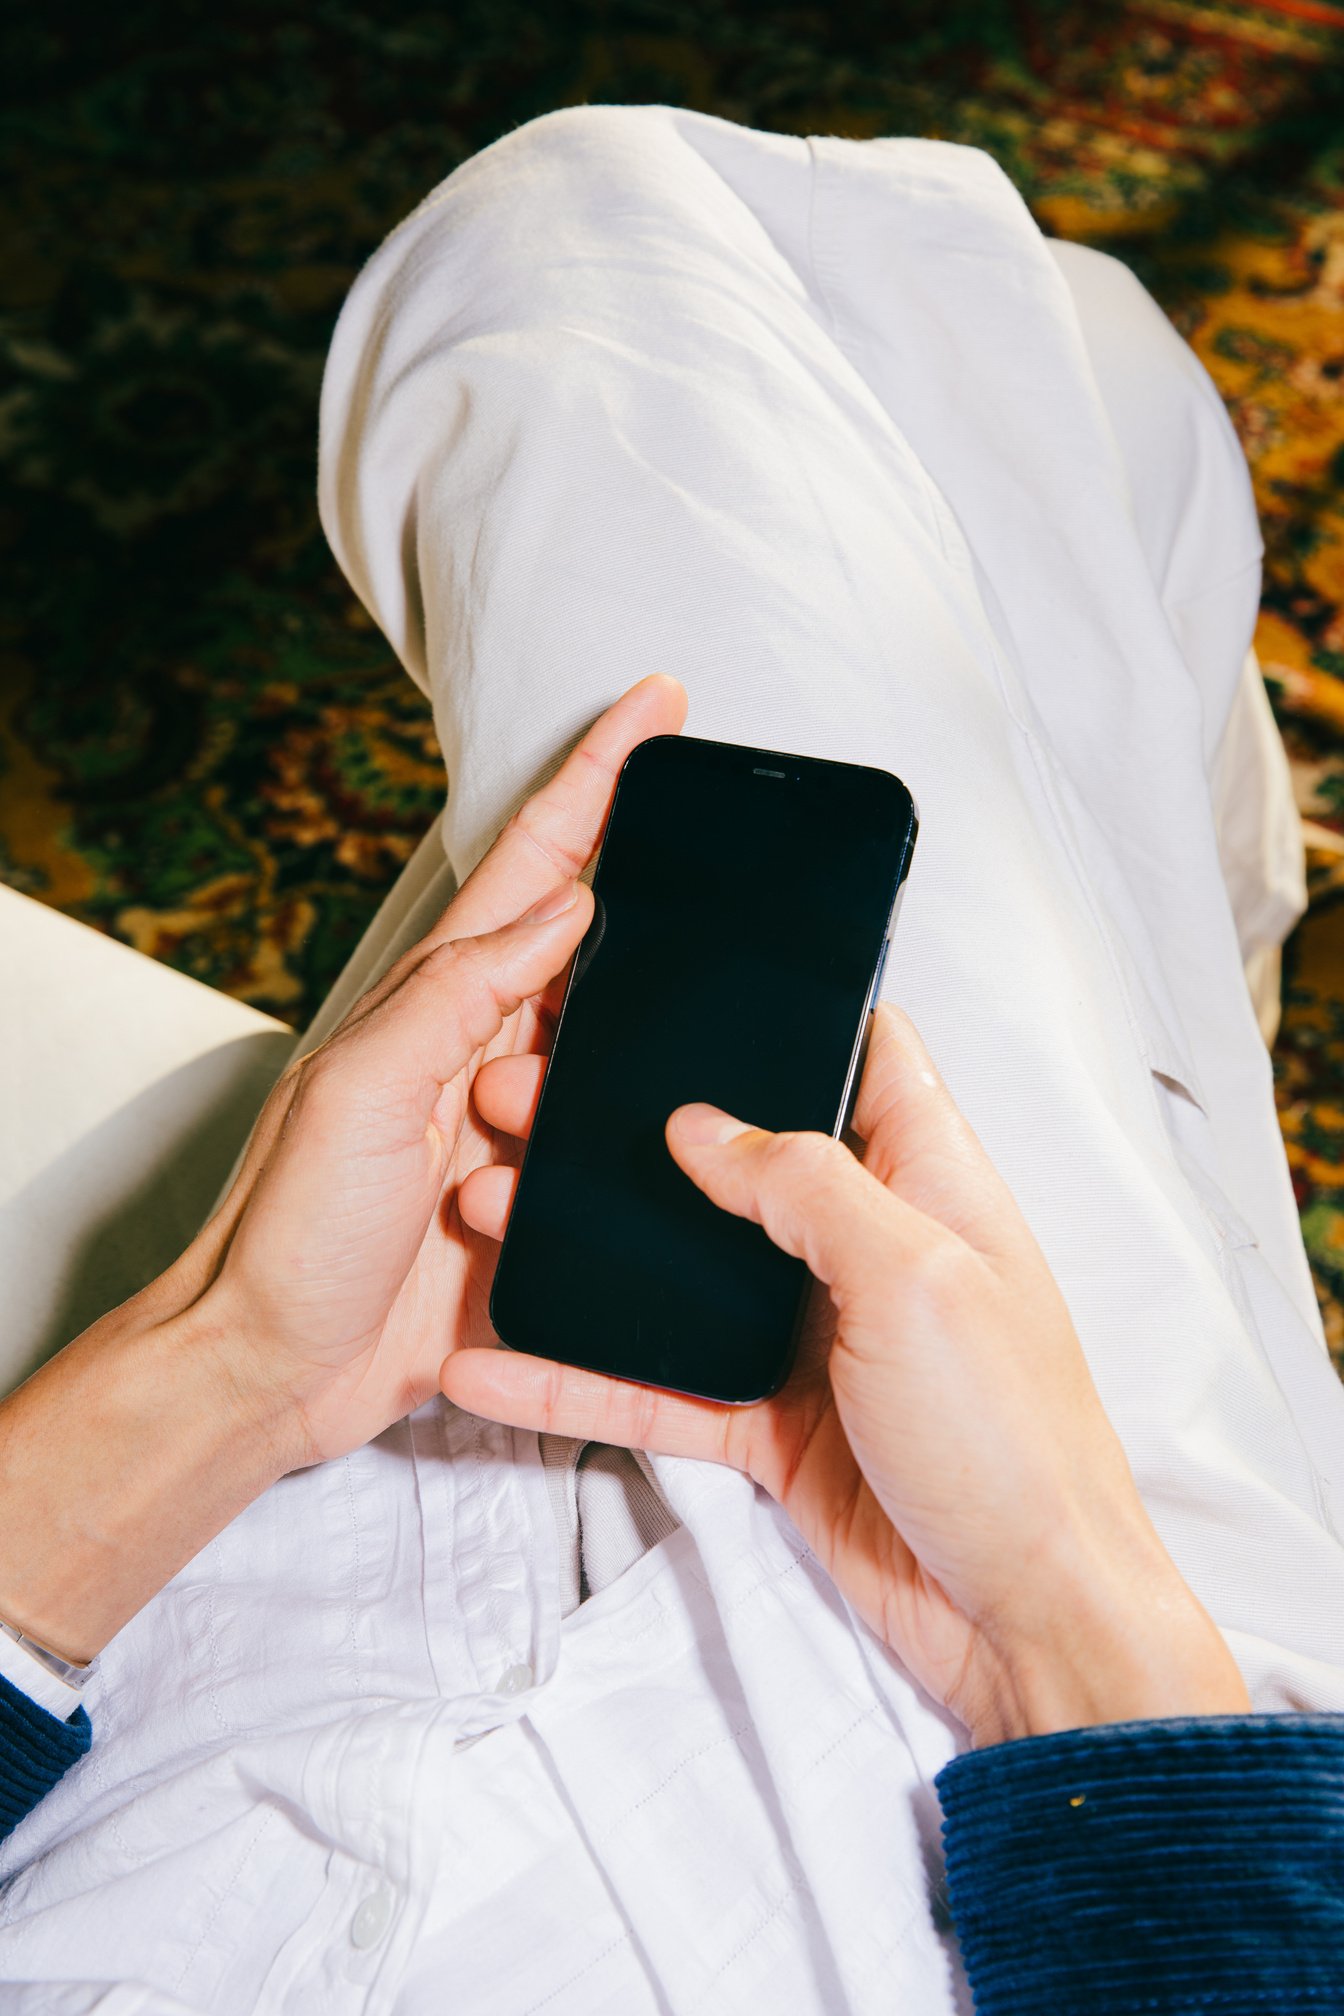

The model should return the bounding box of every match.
[299,103,1321,1628]
[3,108,1342,2016]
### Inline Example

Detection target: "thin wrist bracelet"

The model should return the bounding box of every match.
[0,1615,95,1689]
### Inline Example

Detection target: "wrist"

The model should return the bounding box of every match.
[0,1290,296,1664]
[184,1280,317,1479]
[960,1546,1251,1749]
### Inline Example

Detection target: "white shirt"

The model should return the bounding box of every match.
[3,106,1343,2015]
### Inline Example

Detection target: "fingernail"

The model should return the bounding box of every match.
[522,881,578,924]
[671,1102,751,1146]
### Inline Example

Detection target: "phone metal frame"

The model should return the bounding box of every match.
[489,732,919,1401]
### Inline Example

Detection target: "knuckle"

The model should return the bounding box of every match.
[508,800,588,879]
[415,943,494,1057]
[420,937,468,982]
[765,1128,842,1190]
[373,939,433,997]
[419,938,487,1026]
[906,1230,970,1308]
[629,1380,661,1452]
[537,1360,570,1433]
[535,1354,584,1435]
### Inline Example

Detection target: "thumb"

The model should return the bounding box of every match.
[309,880,595,1120]
[665,1101,949,1299]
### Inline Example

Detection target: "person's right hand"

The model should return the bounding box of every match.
[0,677,691,1672]
[448,1005,1251,1745]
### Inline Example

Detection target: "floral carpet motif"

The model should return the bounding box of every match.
[2,1,1343,1369]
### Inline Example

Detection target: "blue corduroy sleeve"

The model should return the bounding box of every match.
[933,1713,1344,2013]
[0,1669,91,1842]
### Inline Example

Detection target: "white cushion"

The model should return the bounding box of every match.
[0,886,294,1395]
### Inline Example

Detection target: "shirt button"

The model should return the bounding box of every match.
[496,1662,534,1696]
[350,1884,394,1950]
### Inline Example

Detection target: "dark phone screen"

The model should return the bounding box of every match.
[488,735,916,1403]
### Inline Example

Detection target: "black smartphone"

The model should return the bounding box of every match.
[488,733,918,1404]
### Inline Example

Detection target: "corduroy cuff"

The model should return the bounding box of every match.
[0,1668,92,1843]
[934,1713,1344,2014]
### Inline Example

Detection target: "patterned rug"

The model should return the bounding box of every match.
[3,1,1344,1371]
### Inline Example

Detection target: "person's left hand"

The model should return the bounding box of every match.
[168,675,687,1470]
